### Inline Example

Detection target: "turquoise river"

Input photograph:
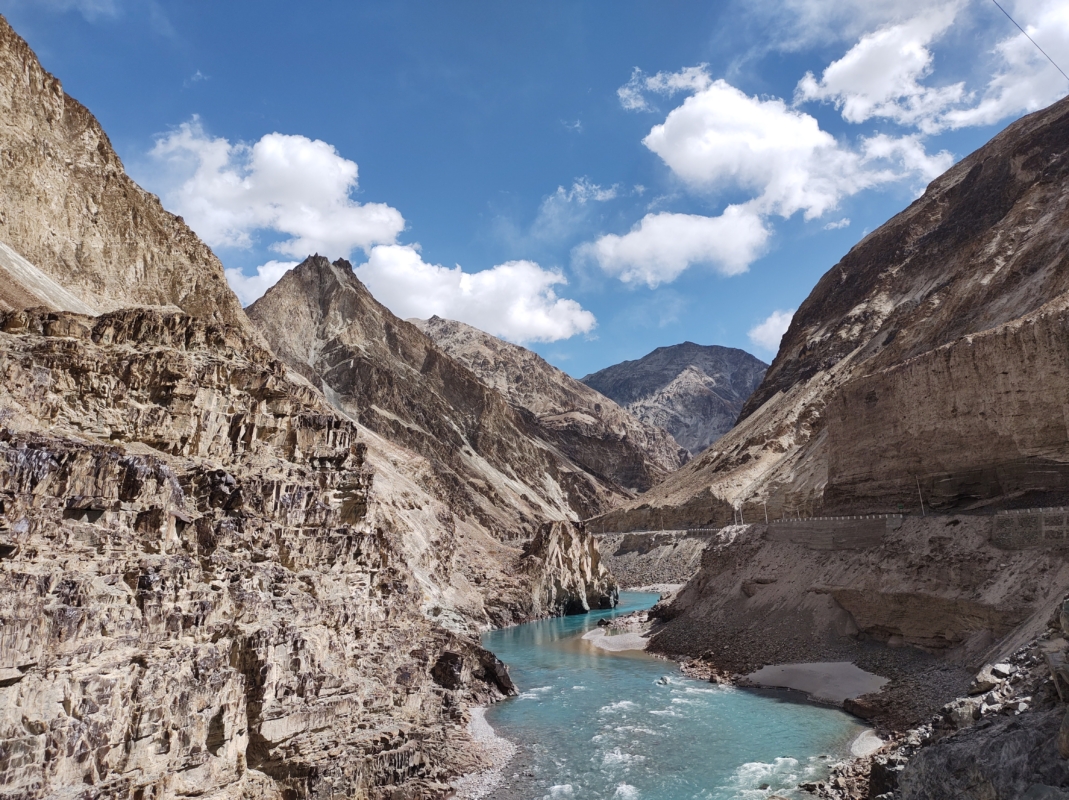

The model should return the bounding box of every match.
[481,592,867,800]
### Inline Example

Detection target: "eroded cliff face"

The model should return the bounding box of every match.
[0,306,621,797]
[0,308,507,798]
[581,343,767,457]
[413,315,687,492]
[522,521,618,616]
[0,16,251,334]
[596,94,1069,531]
[247,257,627,538]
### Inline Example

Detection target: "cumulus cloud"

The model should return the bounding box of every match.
[224,260,298,306]
[150,118,404,258]
[824,218,851,230]
[794,1,1069,133]
[575,207,770,288]
[643,77,889,220]
[943,0,1069,129]
[587,68,954,287]
[795,7,966,133]
[356,245,596,343]
[749,309,795,352]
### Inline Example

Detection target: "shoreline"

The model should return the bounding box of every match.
[450,707,517,800]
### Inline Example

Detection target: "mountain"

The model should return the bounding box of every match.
[581,342,767,456]
[596,93,1069,532]
[246,256,629,536]
[0,17,619,799]
[412,315,688,491]
[0,15,251,335]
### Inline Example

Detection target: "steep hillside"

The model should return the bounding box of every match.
[0,15,251,334]
[582,342,767,456]
[247,256,629,538]
[596,94,1069,531]
[413,315,687,491]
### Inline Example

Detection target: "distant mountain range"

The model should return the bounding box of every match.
[581,342,768,456]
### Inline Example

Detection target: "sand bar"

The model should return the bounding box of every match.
[742,662,888,705]
[581,627,648,652]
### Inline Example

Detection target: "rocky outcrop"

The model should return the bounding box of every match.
[0,307,522,798]
[594,94,1069,532]
[413,315,687,491]
[596,531,712,588]
[581,342,767,456]
[247,256,627,538]
[648,514,1069,730]
[522,521,618,616]
[0,15,252,334]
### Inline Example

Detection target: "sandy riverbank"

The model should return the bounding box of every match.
[741,662,889,705]
[450,708,517,800]
[581,626,649,652]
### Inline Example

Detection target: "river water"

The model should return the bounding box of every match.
[482,592,867,800]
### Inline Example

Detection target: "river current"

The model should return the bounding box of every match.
[482,592,866,800]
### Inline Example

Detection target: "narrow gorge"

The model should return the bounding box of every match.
[4,6,1069,800]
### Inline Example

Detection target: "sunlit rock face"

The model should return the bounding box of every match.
[0,15,251,336]
[246,256,632,539]
[581,342,767,457]
[413,315,688,492]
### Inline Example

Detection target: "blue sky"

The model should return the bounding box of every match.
[3,1,1067,377]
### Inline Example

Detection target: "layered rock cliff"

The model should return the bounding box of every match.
[522,521,618,616]
[412,315,687,492]
[0,15,251,334]
[0,307,514,798]
[581,342,767,456]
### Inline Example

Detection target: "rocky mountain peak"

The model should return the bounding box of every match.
[581,342,768,456]
[248,254,630,534]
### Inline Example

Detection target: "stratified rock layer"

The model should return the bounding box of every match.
[413,315,687,492]
[522,521,618,616]
[0,15,251,334]
[0,305,612,798]
[581,342,767,456]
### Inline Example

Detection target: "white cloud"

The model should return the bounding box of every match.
[150,118,404,259]
[224,260,298,306]
[943,0,1069,129]
[589,67,955,287]
[643,76,887,220]
[356,245,596,344]
[749,309,795,352]
[575,207,771,288]
[745,0,949,51]
[795,7,967,134]
[618,65,713,111]
[862,133,954,183]
[824,218,851,230]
